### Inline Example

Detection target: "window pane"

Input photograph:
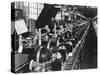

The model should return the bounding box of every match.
[24,2,28,6]
[33,15,38,20]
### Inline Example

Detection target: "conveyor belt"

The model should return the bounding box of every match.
[64,23,90,70]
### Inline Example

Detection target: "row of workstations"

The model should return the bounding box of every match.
[12,21,90,73]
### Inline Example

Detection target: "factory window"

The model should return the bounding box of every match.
[29,2,44,20]
[55,11,64,21]
[14,2,44,20]
[55,11,62,20]
[14,2,44,32]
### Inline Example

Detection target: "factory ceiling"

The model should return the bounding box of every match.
[35,4,97,29]
[76,6,97,19]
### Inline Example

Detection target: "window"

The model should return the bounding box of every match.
[14,2,44,20]
[28,2,44,20]
[55,12,62,20]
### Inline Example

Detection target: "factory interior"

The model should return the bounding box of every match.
[11,2,97,73]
